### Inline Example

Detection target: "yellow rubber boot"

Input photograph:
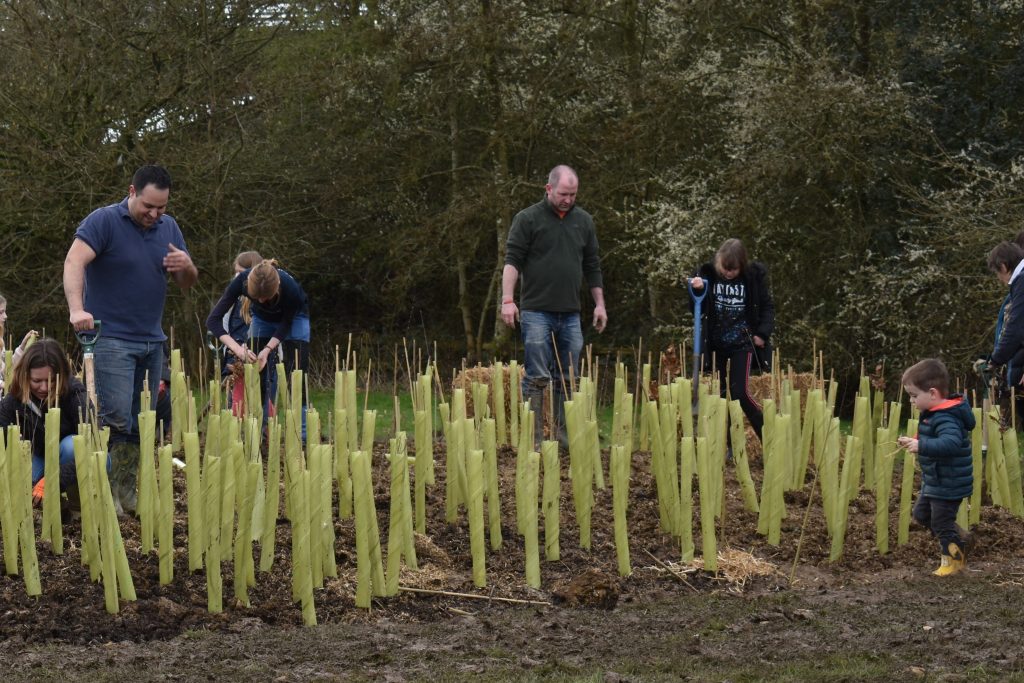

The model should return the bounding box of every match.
[933,543,965,577]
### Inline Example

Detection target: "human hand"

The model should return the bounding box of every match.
[257,346,273,371]
[32,478,45,506]
[593,304,607,333]
[690,276,705,290]
[973,358,991,374]
[70,310,94,331]
[501,301,519,328]
[19,330,38,351]
[752,335,765,348]
[163,244,193,273]
[897,436,919,453]
[235,344,258,364]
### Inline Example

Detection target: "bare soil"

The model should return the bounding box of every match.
[1,442,1023,682]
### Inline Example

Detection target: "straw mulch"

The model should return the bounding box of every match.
[451,364,525,422]
[748,371,820,415]
[664,549,781,589]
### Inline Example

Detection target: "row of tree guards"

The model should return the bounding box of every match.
[0,349,1020,625]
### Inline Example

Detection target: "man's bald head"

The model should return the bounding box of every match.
[545,165,579,213]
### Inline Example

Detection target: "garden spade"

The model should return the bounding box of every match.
[75,320,102,422]
[974,358,995,454]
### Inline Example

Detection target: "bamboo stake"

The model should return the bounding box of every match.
[397,586,551,606]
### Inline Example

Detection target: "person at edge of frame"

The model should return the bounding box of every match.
[977,234,1024,429]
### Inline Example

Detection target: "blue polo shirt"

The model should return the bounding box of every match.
[74,198,189,342]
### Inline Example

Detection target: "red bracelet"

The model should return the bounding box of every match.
[502,298,514,304]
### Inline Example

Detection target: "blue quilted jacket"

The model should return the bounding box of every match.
[916,394,975,500]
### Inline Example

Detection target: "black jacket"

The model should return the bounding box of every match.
[992,272,1024,368]
[0,377,88,459]
[689,261,774,371]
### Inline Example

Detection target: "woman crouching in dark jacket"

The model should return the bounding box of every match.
[0,338,88,501]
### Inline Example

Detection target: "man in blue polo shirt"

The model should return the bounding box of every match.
[63,165,197,515]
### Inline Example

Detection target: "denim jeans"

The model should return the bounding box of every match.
[250,312,310,437]
[93,336,162,444]
[31,434,76,490]
[520,310,584,401]
[248,312,311,342]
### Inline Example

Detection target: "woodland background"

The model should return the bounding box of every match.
[1,0,1022,389]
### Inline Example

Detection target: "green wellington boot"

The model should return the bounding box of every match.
[108,442,140,517]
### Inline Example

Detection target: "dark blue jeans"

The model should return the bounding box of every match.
[250,312,310,437]
[912,495,964,555]
[31,434,77,491]
[520,310,584,404]
[93,336,162,445]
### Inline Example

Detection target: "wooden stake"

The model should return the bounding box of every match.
[398,586,551,606]
[644,550,699,592]
[363,359,372,415]
[403,337,416,412]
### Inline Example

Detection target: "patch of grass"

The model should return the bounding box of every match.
[701,617,730,634]
[307,387,620,445]
[307,388,417,442]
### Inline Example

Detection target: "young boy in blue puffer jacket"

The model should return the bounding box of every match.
[898,358,976,577]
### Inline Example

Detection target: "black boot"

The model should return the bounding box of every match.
[524,388,544,451]
[554,391,569,450]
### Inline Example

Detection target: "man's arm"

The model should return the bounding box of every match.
[590,286,607,333]
[500,264,520,328]
[164,244,198,289]
[63,238,97,331]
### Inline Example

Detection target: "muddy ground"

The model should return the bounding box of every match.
[1,441,1024,682]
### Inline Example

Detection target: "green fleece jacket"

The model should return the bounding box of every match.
[504,198,603,313]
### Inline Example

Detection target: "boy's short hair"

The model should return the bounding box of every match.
[901,358,949,397]
[987,241,1024,273]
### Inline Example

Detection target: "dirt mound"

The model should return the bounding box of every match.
[551,569,620,609]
